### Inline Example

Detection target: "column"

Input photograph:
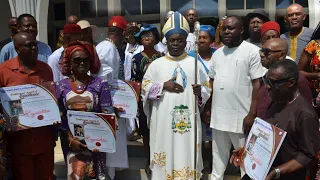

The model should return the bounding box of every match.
[160,0,170,25]
[265,0,276,21]
[8,0,50,43]
[108,0,121,18]
[308,0,320,29]
[217,0,226,20]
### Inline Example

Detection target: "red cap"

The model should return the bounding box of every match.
[63,24,82,34]
[108,16,127,30]
[260,21,280,37]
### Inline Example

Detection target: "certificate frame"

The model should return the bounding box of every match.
[241,118,287,180]
[0,83,61,131]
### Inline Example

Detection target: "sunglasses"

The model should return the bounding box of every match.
[259,48,284,56]
[262,76,293,89]
[72,57,90,64]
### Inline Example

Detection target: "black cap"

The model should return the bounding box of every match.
[246,9,270,22]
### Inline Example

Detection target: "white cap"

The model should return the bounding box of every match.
[77,20,91,29]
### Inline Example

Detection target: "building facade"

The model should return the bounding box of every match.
[0,0,318,49]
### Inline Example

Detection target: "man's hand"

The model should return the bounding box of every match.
[229,147,244,167]
[192,84,201,97]
[163,77,184,93]
[265,170,276,180]
[70,138,87,151]
[243,113,256,136]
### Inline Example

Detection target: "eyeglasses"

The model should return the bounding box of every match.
[262,76,293,89]
[72,57,90,64]
[141,34,154,39]
[260,48,284,56]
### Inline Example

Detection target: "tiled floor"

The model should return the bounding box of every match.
[54,138,241,180]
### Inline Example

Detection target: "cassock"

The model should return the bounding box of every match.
[142,53,211,179]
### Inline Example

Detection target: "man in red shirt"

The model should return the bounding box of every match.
[0,32,55,179]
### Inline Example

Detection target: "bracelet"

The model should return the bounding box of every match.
[68,137,76,148]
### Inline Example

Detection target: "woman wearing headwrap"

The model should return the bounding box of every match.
[188,24,216,169]
[298,22,320,180]
[56,41,114,179]
[130,24,164,175]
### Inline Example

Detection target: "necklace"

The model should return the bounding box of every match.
[70,76,91,94]
[288,93,300,104]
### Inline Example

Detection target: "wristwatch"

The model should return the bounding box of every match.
[274,168,281,179]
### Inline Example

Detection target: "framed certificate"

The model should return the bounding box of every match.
[67,110,117,153]
[0,83,61,131]
[241,118,287,180]
[109,80,140,119]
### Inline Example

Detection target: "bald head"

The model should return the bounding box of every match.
[261,38,288,68]
[287,3,305,14]
[13,32,38,64]
[13,32,35,46]
[8,17,17,26]
[67,15,79,24]
[264,38,288,52]
[285,3,306,31]
[8,17,18,36]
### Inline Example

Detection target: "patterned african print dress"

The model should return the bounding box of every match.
[305,40,320,97]
[55,77,114,179]
[304,39,320,180]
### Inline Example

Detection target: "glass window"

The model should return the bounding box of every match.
[142,0,160,14]
[121,0,141,15]
[171,0,192,13]
[294,0,308,7]
[97,0,108,17]
[54,3,65,21]
[80,0,96,18]
[246,0,264,9]
[226,0,244,9]
[276,0,293,8]
[196,0,218,17]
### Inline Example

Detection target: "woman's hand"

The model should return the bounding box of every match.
[229,147,244,167]
[69,138,87,151]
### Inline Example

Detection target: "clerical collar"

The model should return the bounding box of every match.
[165,52,188,61]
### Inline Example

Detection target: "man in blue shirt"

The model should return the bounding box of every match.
[0,14,52,64]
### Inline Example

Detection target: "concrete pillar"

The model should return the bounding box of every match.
[265,0,276,21]
[8,0,50,43]
[308,0,320,29]
[160,0,170,25]
[108,0,121,18]
[217,0,226,21]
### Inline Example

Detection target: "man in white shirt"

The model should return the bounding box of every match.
[47,24,83,82]
[207,15,265,180]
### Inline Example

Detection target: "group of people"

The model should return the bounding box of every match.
[0,2,319,180]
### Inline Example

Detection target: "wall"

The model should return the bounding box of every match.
[0,0,13,41]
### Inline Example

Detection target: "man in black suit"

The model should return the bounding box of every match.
[0,17,18,50]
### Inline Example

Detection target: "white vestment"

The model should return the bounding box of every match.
[142,54,211,180]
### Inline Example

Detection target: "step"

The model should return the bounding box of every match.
[55,138,241,179]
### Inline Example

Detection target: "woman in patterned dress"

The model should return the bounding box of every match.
[56,41,114,180]
[130,24,164,175]
[298,22,320,180]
